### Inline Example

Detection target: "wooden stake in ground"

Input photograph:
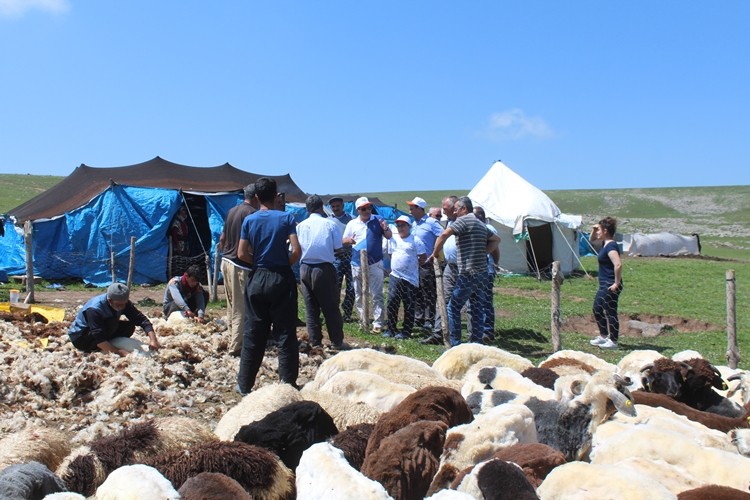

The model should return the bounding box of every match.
[550,261,563,352]
[126,236,136,289]
[433,258,450,347]
[24,220,35,304]
[360,249,370,332]
[726,269,740,369]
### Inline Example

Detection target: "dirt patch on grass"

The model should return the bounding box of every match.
[562,313,720,337]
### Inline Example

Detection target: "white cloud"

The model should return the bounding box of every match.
[486,108,553,141]
[0,0,70,18]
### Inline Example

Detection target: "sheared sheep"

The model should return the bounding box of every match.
[296,442,391,500]
[56,416,216,496]
[539,350,615,374]
[432,344,533,380]
[361,420,448,500]
[365,386,473,459]
[0,461,67,500]
[615,349,663,390]
[538,356,596,378]
[330,422,374,471]
[730,428,750,457]
[427,404,537,495]
[233,400,338,470]
[144,440,295,499]
[214,382,303,441]
[94,463,179,500]
[178,472,251,500]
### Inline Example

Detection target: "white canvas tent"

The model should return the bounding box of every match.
[468,161,582,276]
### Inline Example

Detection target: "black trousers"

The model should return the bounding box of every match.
[237,267,299,393]
[72,321,135,352]
[300,262,344,346]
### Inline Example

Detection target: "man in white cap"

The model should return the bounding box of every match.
[383,215,427,339]
[342,196,392,333]
[407,196,443,332]
[68,283,159,356]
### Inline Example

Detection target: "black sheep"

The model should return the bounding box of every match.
[234,400,338,469]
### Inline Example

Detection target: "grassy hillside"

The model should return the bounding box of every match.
[367,187,750,261]
[0,174,64,213]
[1,175,748,260]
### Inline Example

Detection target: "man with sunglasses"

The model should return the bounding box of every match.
[342,197,392,333]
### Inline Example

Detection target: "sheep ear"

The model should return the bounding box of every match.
[614,373,632,387]
[609,389,637,417]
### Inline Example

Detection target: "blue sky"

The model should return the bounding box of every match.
[1,1,748,195]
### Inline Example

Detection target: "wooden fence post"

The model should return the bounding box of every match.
[550,261,563,352]
[212,246,221,302]
[126,237,136,289]
[360,249,370,332]
[434,258,451,347]
[726,269,740,369]
[24,220,35,304]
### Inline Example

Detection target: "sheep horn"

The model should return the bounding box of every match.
[728,374,742,382]
[640,364,654,373]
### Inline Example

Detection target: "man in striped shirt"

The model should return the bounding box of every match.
[429,196,500,347]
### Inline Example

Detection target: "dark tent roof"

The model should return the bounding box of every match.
[320,194,387,206]
[9,156,308,222]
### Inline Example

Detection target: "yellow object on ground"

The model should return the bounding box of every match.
[0,302,66,322]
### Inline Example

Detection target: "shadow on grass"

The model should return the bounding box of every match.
[485,328,550,358]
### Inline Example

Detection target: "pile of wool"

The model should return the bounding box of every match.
[0,313,329,445]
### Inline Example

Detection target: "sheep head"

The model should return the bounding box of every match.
[640,359,691,398]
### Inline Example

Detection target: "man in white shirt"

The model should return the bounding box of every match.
[342,197,393,333]
[297,195,350,350]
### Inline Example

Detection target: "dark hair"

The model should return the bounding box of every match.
[255,177,277,203]
[598,216,617,236]
[186,265,202,280]
[243,184,256,201]
[455,196,473,213]
[306,194,324,213]
[473,206,486,222]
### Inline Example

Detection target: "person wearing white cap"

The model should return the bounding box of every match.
[383,215,427,339]
[342,196,393,332]
[406,196,443,332]
[68,282,159,356]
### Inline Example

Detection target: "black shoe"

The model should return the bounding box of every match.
[331,341,352,351]
[420,334,443,345]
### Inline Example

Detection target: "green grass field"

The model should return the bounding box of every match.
[2,174,749,368]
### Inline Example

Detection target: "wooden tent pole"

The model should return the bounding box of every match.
[24,220,35,304]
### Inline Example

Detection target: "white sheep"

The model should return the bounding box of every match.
[589,425,750,491]
[316,370,416,413]
[730,429,750,457]
[553,373,592,403]
[460,365,555,401]
[536,461,677,500]
[428,404,537,494]
[95,464,179,500]
[214,383,303,440]
[671,349,704,362]
[0,426,72,471]
[296,442,392,500]
[432,344,533,380]
[300,388,382,429]
[307,348,445,390]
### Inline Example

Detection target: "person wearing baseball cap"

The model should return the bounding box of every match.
[382,215,427,340]
[68,282,160,356]
[342,196,393,332]
[407,196,443,333]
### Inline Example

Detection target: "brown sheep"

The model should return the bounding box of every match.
[490,443,566,488]
[365,386,473,459]
[632,391,750,433]
[330,423,374,471]
[178,472,252,500]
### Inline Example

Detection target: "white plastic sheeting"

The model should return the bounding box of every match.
[622,232,700,257]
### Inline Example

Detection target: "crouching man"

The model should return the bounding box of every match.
[68,282,160,356]
[163,264,208,322]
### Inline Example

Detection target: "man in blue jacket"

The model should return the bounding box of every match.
[68,282,159,356]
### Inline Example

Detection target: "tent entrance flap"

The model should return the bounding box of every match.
[526,223,553,275]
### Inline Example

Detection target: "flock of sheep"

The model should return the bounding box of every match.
[1,310,750,499]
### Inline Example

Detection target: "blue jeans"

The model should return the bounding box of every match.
[593,283,623,341]
[447,272,487,346]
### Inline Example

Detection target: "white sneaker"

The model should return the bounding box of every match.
[590,336,608,346]
[599,338,618,350]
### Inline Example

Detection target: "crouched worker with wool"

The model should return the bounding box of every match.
[68,283,160,356]
[163,265,208,322]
